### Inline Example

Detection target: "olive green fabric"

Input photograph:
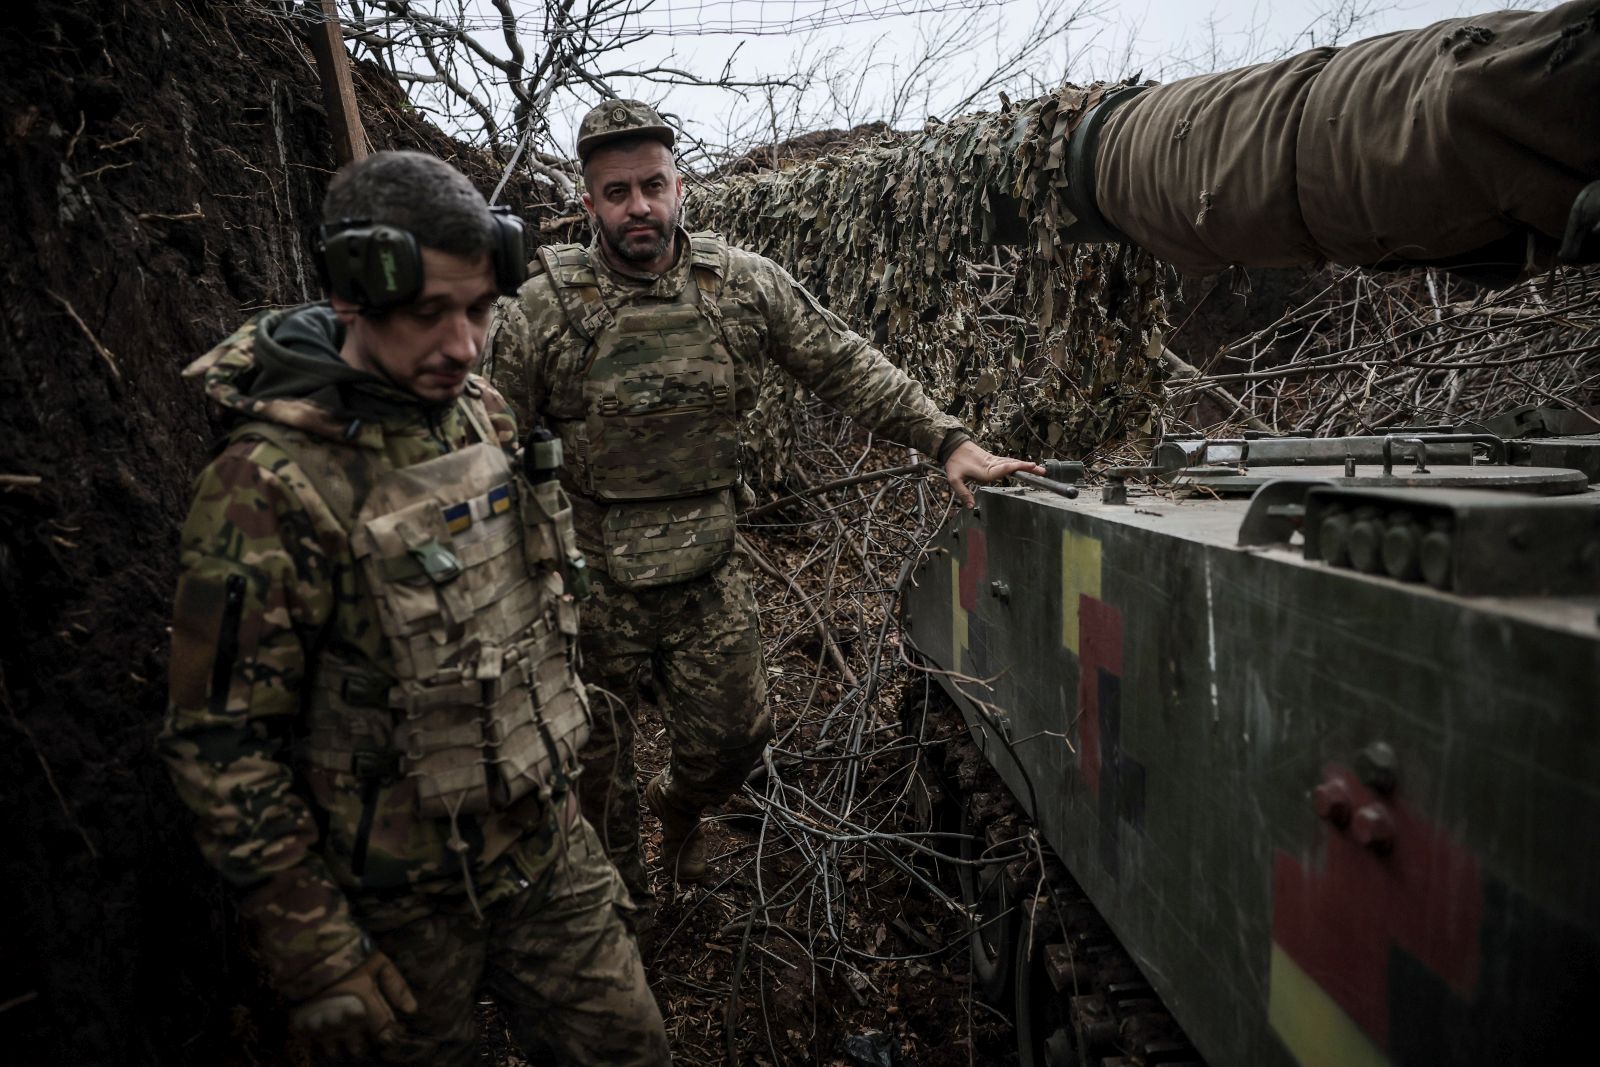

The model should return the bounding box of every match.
[241,425,590,827]
[1295,0,1600,267]
[1096,0,1600,273]
[1094,48,1335,271]
[492,228,961,907]
[533,235,742,587]
[566,290,740,504]
[598,489,737,589]
[162,311,538,996]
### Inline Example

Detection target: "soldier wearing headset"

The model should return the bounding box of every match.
[159,150,670,1065]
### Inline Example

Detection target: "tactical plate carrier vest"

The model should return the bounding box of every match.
[539,234,740,589]
[233,394,590,835]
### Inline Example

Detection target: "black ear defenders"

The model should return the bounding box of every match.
[316,206,528,310]
[316,221,421,309]
[487,206,528,296]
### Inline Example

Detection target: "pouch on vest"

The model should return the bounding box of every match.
[518,475,589,600]
[346,443,590,820]
[228,407,589,894]
[581,303,741,501]
[542,240,743,589]
[600,488,736,589]
[472,579,590,813]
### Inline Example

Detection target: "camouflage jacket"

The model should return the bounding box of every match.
[488,229,968,550]
[159,307,561,1000]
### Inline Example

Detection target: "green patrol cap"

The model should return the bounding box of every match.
[576,99,675,161]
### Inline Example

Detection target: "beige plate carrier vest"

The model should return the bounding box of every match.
[540,234,741,589]
[235,395,591,830]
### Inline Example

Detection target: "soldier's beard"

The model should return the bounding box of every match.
[602,208,678,267]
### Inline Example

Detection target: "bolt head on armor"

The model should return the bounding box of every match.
[576,99,675,161]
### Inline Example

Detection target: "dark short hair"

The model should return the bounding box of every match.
[323,150,492,256]
[582,135,678,190]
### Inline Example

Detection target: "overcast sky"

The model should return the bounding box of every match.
[385,0,1553,163]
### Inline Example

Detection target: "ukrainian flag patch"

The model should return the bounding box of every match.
[488,485,512,516]
[443,501,472,534]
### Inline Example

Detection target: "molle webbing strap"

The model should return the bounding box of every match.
[458,389,497,446]
[537,243,611,342]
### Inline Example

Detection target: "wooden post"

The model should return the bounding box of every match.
[307,0,369,166]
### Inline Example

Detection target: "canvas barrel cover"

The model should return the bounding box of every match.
[1094,0,1600,274]
[1094,47,1337,272]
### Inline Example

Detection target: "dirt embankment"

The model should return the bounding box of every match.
[0,3,548,1062]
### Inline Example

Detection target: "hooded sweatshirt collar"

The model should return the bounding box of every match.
[184,304,459,445]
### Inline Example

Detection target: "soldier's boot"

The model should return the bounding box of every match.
[645,772,708,884]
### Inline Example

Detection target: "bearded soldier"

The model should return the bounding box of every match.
[489,101,1041,925]
[160,151,669,1065]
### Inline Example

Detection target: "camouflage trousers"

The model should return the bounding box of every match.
[577,549,774,910]
[337,813,670,1066]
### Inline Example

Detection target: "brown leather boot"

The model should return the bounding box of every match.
[645,773,708,883]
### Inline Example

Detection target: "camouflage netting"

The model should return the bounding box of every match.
[692,86,1174,486]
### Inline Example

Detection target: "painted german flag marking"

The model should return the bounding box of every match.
[1270,764,1483,1062]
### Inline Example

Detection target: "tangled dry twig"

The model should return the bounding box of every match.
[1162,266,1600,436]
[619,402,1018,1065]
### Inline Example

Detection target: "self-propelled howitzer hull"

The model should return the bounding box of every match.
[902,441,1600,1065]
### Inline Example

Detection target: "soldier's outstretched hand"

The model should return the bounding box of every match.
[942,440,1045,508]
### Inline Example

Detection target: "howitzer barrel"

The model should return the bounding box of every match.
[706,2,1599,288]
[1094,0,1600,279]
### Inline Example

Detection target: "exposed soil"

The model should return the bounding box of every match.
[0,2,563,1063]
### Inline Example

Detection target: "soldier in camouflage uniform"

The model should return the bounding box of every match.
[160,151,669,1065]
[489,102,1040,920]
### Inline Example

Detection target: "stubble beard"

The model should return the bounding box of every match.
[604,205,678,267]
